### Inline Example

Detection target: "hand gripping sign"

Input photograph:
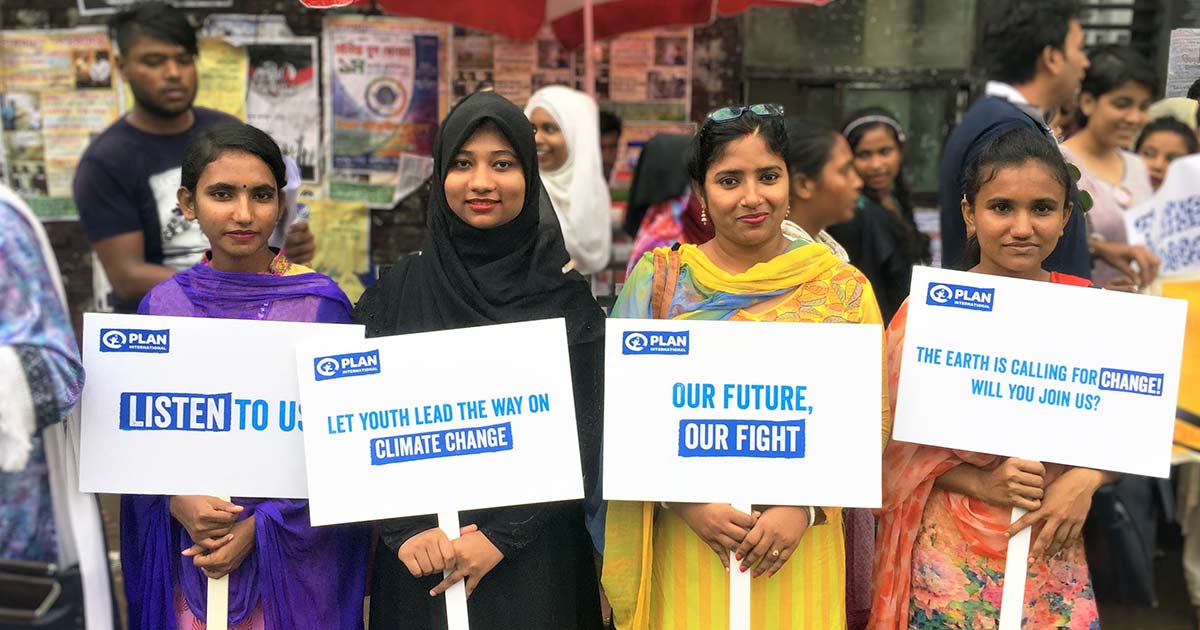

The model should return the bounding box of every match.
[79,313,366,630]
[604,318,883,630]
[893,267,1187,630]
[294,318,584,630]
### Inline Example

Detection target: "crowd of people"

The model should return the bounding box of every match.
[2,0,1199,629]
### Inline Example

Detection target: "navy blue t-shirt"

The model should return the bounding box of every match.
[938,96,1091,278]
[73,107,237,312]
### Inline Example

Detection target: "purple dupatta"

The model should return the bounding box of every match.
[121,260,368,630]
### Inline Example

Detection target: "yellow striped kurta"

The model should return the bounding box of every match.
[648,506,846,629]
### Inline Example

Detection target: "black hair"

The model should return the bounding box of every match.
[979,0,1080,86]
[599,110,622,137]
[1076,45,1156,127]
[1189,78,1200,100]
[686,109,788,187]
[1135,116,1200,155]
[181,122,286,192]
[840,106,931,263]
[961,127,1073,267]
[108,1,197,57]
[783,116,838,182]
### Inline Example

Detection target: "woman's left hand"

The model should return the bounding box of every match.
[734,506,809,578]
[188,515,256,579]
[429,529,504,598]
[1006,467,1105,561]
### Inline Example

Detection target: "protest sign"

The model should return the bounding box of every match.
[893,266,1186,630]
[80,313,364,630]
[604,317,883,630]
[295,318,584,630]
[79,313,365,497]
[1126,154,1200,277]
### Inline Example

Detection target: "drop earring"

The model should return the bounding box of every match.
[700,206,708,225]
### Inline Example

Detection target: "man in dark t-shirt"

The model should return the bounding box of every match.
[74,2,314,312]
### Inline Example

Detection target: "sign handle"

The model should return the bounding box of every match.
[728,502,752,630]
[438,510,470,630]
[999,506,1030,630]
[206,495,231,630]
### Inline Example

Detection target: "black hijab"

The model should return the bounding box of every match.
[621,133,692,237]
[354,91,603,345]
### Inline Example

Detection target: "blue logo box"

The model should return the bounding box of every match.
[926,282,995,312]
[314,350,381,381]
[622,331,689,355]
[100,328,170,353]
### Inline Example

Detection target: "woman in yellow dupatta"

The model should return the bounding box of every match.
[602,105,888,630]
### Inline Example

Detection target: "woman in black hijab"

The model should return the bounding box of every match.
[357,90,605,629]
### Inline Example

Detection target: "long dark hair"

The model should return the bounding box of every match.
[961,127,1072,267]
[841,107,930,263]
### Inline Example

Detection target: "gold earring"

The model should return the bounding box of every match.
[701,206,708,225]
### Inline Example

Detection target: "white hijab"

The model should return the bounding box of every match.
[525,86,612,274]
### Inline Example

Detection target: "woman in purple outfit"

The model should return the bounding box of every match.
[121,122,369,630]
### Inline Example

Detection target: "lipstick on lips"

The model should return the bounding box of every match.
[467,198,499,213]
[738,212,769,225]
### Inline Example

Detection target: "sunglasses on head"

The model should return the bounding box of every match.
[706,103,784,124]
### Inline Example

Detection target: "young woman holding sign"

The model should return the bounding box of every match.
[602,105,888,629]
[354,91,606,629]
[123,123,370,630]
[871,127,1119,629]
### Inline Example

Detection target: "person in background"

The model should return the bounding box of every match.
[0,183,114,629]
[357,91,604,630]
[1136,116,1198,191]
[604,104,888,629]
[776,116,876,630]
[832,107,932,324]
[939,0,1090,278]
[124,123,369,630]
[1188,78,1200,102]
[622,134,714,274]
[600,110,622,183]
[73,1,314,314]
[1061,45,1159,291]
[779,116,859,261]
[873,126,1116,629]
[526,86,613,275]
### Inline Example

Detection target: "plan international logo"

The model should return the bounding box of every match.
[314,350,381,381]
[100,328,170,353]
[622,331,689,355]
[926,282,995,312]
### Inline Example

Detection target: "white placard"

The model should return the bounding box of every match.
[1125,154,1200,278]
[294,318,585,527]
[893,267,1186,478]
[79,313,365,497]
[603,318,883,508]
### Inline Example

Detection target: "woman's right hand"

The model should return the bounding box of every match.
[169,496,243,547]
[398,524,479,578]
[979,458,1045,511]
[668,503,757,570]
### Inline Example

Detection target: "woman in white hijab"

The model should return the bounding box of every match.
[525,86,613,275]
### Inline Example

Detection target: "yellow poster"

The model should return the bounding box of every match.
[1166,277,1200,455]
[307,198,370,302]
[122,37,247,121]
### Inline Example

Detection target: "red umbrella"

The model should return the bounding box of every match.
[300,0,831,49]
